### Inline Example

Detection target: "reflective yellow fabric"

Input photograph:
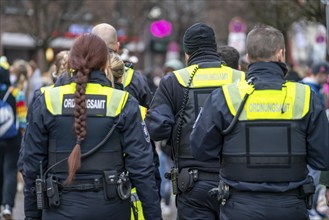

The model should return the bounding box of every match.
[130,188,144,220]
[139,106,147,121]
[40,85,54,94]
[222,81,311,120]
[44,83,128,117]
[123,67,134,88]
[173,64,245,88]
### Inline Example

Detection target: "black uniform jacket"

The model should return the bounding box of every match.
[145,54,222,172]
[126,69,153,108]
[191,62,329,192]
[22,71,161,219]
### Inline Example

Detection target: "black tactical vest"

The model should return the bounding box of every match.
[44,83,128,174]
[221,81,311,182]
[172,64,244,168]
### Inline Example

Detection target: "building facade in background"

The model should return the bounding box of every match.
[0,0,327,72]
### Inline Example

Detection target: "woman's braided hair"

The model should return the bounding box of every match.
[65,34,108,184]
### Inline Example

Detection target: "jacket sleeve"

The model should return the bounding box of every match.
[119,95,162,220]
[125,71,153,108]
[306,92,329,170]
[18,90,43,172]
[145,75,176,141]
[22,95,52,218]
[190,88,232,161]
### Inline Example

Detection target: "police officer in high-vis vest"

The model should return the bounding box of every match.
[191,25,329,220]
[91,23,159,220]
[22,34,161,220]
[122,62,153,108]
[91,23,153,108]
[145,23,244,220]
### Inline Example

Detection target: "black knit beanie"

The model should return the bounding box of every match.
[183,23,217,55]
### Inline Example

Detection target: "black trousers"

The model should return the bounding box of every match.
[177,180,220,220]
[0,135,21,207]
[220,193,309,220]
[42,190,131,220]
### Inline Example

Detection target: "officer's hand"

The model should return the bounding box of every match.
[326,186,329,206]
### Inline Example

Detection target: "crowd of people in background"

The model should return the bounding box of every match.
[0,25,329,220]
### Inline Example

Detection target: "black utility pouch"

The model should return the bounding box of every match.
[103,170,118,200]
[301,183,315,209]
[46,176,61,208]
[177,168,195,193]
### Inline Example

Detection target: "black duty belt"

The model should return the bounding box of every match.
[61,179,103,191]
[222,155,306,164]
[197,171,219,182]
[229,187,301,197]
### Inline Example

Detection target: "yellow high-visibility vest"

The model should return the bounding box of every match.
[139,106,147,121]
[40,85,54,94]
[44,83,128,117]
[122,67,134,89]
[222,81,311,120]
[173,64,245,88]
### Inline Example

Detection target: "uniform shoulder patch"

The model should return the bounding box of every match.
[141,121,150,143]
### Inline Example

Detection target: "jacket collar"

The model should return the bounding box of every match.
[58,70,112,87]
[89,70,112,87]
[247,62,287,90]
[187,49,220,66]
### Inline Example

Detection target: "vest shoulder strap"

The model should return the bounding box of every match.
[44,83,129,117]
[122,67,134,88]
[40,85,54,94]
[173,65,244,88]
[223,81,311,120]
[139,105,147,121]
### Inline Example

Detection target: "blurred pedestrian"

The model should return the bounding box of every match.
[9,60,29,97]
[320,171,329,207]
[285,63,302,82]
[0,61,27,220]
[51,50,70,83]
[22,34,161,220]
[146,23,244,220]
[27,60,43,106]
[301,61,329,107]
[218,45,240,70]
[239,53,249,72]
[191,24,329,220]
[145,66,164,94]
[164,59,184,75]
